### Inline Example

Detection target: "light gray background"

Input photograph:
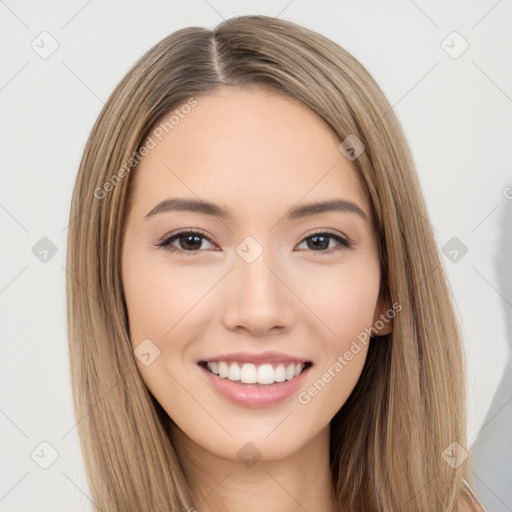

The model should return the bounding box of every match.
[1,1,511,510]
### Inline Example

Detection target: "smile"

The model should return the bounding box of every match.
[201,361,312,385]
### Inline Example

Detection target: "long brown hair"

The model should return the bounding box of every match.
[66,14,470,511]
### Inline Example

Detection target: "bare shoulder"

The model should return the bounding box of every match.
[458,480,487,512]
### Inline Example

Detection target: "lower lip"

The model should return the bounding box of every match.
[199,364,310,408]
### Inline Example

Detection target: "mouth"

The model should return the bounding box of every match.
[198,360,313,385]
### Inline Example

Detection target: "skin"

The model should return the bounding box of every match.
[121,85,391,512]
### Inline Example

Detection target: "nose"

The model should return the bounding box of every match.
[221,246,296,336]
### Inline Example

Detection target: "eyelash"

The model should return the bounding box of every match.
[156,229,352,255]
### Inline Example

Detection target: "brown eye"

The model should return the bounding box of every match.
[296,232,351,252]
[158,230,216,253]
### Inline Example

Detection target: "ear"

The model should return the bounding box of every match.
[371,295,393,336]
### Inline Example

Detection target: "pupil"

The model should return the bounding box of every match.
[309,235,329,250]
[182,235,202,250]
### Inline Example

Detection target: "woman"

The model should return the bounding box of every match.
[66,14,486,511]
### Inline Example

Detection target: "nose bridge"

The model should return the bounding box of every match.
[222,237,295,332]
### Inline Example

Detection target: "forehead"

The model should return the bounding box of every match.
[128,86,370,224]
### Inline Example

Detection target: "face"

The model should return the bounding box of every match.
[121,85,390,463]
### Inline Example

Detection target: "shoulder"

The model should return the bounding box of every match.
[458,480,487,512]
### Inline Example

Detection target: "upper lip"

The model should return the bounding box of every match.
[198,351,311,365]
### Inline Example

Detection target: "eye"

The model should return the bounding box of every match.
[157,229,216,254]
[295,231,352,253]
[157,229,352,255]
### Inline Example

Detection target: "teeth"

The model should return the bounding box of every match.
[257,364,274,385]
[241,363,257,383]
[274,364,286,382]
[218,362,228,378]
[227,362,240,381]
[205,361,307,384]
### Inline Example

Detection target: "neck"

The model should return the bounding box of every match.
[168,420,341,512]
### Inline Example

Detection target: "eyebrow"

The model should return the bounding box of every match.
[144,197,368,222]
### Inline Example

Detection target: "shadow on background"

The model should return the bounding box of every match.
[470,192,512,512]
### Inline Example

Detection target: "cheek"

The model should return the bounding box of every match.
[122,251,215,345]
[121,251,213,413]
[301,259,380,345]
[122,250,222,404]
[297,260,379,407]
